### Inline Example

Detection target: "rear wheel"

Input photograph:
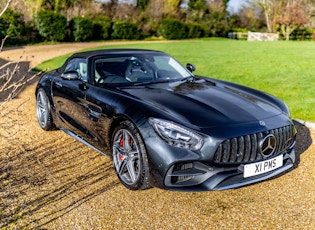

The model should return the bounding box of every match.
[112,120,151,190]
[36,88,54,131]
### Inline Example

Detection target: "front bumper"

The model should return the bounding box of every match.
[163,148,296,191]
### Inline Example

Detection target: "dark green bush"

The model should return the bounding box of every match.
[70,17,94,42]
[187,23,204,38]
[112,21,142,40]
[0,9,26,45]
[22,22,44,44]
[158,18,188,40]
[92,15,112,40]
[138,0,149,11]
[289,28,313,41]
[35,10,67,42]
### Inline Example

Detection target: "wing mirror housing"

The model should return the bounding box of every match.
[186,63,196,72]
[61,71,79,80]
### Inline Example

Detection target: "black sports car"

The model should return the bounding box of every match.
[35,49,296,191]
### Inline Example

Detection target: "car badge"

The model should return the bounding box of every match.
[260,134,277,157]
[259,120,266,126]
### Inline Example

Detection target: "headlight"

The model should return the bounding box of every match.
[149,118,203,150]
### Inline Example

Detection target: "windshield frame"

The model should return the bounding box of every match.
[91,52,194,87]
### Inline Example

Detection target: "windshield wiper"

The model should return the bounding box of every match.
[181,75,197,83]
[133,79,170,86]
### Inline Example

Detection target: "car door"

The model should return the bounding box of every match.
[52,57,90,138]
[78,56,131,152]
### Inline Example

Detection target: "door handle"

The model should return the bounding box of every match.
[55,82,63,88]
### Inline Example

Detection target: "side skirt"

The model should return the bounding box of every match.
[60,127,109,157]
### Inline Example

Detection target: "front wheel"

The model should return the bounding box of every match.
[36,88,54,131]
[112,120,151,190]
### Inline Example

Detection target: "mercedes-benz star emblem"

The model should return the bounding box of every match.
[260,134,277,157]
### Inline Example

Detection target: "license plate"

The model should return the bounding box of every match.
[244,155,283,178]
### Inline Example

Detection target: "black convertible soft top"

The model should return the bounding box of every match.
[69,48,165,59]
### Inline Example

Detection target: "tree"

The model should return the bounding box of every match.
[138,0,149,11]
[143,0,164,21]
[189,0,206,11]
[206,0,229,36]
[164,0,181,16]
[229,1,267,32]
[22,0,43,18]
[188,0,207,22]
[253,0,310,36]
[253,0,282,33]
[276,1,309,40]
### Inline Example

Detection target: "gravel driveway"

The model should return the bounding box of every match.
[0,42,314,229]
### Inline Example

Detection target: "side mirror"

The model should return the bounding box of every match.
[186,63,196,72]
[61,71,79,80]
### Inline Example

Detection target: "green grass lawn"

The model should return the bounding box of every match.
[35,39,315,122]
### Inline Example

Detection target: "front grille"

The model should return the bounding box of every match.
[214,125,296,164]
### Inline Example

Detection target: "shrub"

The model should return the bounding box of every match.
[22,22,44,44]
[141,20,160,37]
[289,28,313,41]
[70,17,94,42]
[35,10,67,42]
[187,23,204,38]
[0,9,26,46]
[112,21,142,40]
[92,15,112,40]
[157,18,188,40]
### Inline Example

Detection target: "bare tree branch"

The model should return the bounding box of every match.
[0,35,8,52]
[0,0,12,17]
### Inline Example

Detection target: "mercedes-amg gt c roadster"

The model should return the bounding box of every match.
[35,49,296,191]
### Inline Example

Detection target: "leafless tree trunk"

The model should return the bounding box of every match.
[254,0,282,33]
[260,0,272,32]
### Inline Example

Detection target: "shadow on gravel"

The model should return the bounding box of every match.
[293,120,313,166]
[0,58,40,104]
[0,134,118,229]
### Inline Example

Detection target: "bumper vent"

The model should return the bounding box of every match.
[214,125,296,164]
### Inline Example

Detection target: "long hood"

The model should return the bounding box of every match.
[121,79,286,128]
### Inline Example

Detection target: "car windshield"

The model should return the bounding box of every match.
[93,53,193,86]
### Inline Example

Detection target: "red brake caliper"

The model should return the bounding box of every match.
[119,138,125,162]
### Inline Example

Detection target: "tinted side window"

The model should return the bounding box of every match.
[65,58,87,82]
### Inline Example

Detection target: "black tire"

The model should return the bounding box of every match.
[36,88,54,131]
[112,120,151,190]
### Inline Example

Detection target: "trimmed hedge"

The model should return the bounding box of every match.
[187,23,205,38]
[70,17,94,42]
[35,10,67,42]
[158,18,188,40]
[112,21,142,40]
[0,9,25,45]
[92,15,112,40]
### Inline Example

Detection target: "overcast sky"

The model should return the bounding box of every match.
[227,0,249,13]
